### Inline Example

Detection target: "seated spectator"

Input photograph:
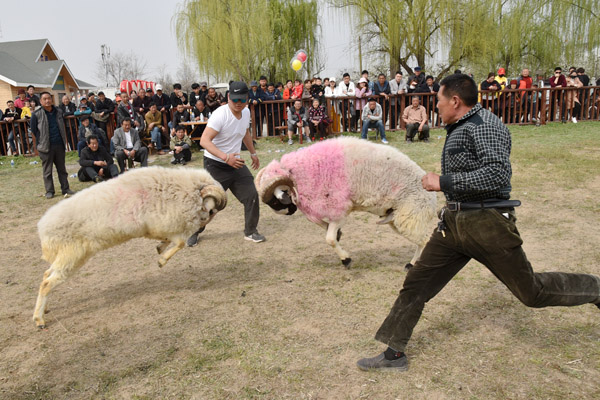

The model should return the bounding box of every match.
[169,103,190,134]
[425,75,440,93]
[192,99,210,121]
[170,125,192,165]
[132,88,151,115]
[4,100,22,155]
[14,88,28,109]
[117,92,142,128]
[26,85,40,107]
[170,83,188,106]
[287,99,309,145]
[145,103,168,154]
[402,96,429,142]
[361,97,388,144]
[423,75,440,123]
[152,85,172,115]
[354,77,372,129]
[77,134,118,182]
[307,99,328,140]
[282,80,294,99]
[112,118,148,173]
[76,116,107,156]
[92,91,113,132]
[75,96,93,117]
[205,87,223,112]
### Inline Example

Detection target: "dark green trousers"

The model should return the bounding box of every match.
[375,207,600,352]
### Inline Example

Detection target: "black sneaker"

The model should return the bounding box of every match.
[45,192,54,199]
[357,352,408,372]
[63,189,75,197]
[244,232,266,243]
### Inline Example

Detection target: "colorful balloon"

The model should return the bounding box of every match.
[297,51,307,63]
[291,59,302,71]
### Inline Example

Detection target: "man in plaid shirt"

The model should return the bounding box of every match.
[358,74,600,372]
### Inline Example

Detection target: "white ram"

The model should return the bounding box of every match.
[33,166,227,328]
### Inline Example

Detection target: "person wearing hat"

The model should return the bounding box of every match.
[74,97,93,125]
[15,88,28,109]
[495,68,508,90]
[361,97,388,144]
[195,81,265,245]
[407,67,426,87]
[151,84,172,115]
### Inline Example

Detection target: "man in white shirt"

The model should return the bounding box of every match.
[195,81,265,244]
[112,118,148,173]
[337,72,356,131]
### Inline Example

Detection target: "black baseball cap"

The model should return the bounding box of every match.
[229,81,249,101]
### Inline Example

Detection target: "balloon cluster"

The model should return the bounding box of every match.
[290,49,308,71]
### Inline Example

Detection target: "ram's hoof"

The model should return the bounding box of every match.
[404,263,413,271]
[342,258,352,268]
[337,229,343,241]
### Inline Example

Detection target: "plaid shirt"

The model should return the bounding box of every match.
[439,103,512,202]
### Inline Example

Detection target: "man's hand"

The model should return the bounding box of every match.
[250,154,259,170]
[134,121,140,127]
[149,122,155,129]
[124,149,130,157]
[422,172,441,192]
[130,150,136,159]
[226,153,245,169]
[175,146,182,154]
[100,111,105,117]
[98,168,104,176]
[94,161,107,167]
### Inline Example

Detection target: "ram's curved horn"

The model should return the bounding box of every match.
[258,176,296,204]
[200,185,227,211]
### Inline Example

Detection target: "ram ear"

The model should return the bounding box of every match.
[200,185,227,211]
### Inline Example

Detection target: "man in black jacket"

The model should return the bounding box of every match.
[93,91,114,132]
[116,92,141,128]
[170,83,188,106]
[77,134,118,182]
[3,100,22,155]
[59,95,77,138]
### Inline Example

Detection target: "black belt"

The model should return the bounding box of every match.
[446,199,521,211]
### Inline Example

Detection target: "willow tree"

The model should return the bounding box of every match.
[173,0,319,83]
[332,0,498,78]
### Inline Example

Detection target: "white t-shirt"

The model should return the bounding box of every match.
[204,104,250,163]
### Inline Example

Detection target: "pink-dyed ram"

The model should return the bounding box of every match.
[255,137,437,269]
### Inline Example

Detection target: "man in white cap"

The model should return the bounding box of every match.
[191,81,265,245]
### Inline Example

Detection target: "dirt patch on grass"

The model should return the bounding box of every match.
[1,132,599,399]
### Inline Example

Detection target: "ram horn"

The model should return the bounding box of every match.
[200,185,227,211]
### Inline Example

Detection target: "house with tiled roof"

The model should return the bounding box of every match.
[0,38,95,105]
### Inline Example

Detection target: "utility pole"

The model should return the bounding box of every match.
[358,37,362,73]
[100,44,110,87]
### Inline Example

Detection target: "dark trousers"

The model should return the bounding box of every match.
[389,104,400,130]
[309,121,328,139]
[174,148,192,162]
[39,144,70,195]
[375,207,600,352]
[406,123,430,141]
[204,157,259,236]
[79,164,119,181]
[115,147,148,173]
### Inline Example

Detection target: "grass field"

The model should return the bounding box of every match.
[0,122,599,399]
